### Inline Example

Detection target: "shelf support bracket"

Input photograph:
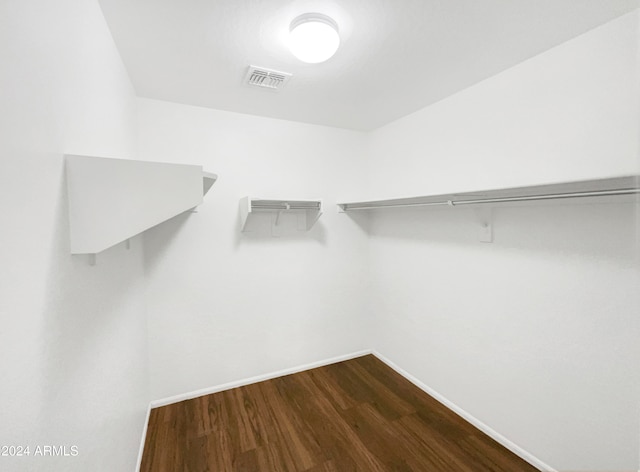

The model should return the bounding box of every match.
[475,207,493,243]
[274,203,290,227]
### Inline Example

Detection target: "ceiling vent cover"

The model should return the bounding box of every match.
[245,65,292,91]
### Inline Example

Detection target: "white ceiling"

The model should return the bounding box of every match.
[98,0,639,131]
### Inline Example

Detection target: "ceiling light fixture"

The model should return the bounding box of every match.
[289,13,340,64]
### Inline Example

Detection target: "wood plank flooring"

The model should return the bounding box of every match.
[140,355,540,472]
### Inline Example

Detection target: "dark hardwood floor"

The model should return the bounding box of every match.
[140,355,540,471]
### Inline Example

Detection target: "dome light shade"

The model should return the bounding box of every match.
[289,13,340,63]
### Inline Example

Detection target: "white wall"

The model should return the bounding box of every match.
[367,10,640,471]
[0,1,148,470]
[136,99,371,400]
[367,12,639,199]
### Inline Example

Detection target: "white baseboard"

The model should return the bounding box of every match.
[371,350,557,472]
[135,403,151,472]
[150,349,373,408]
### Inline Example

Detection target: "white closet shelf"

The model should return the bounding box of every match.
[338,175,640,211]
[66,154,217,255]
[240,197,322,232]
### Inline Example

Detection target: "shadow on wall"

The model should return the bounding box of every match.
[38,164,147,471]
[143,211,194,275]
[366,200,638,265]
[338,210,371,234]
[233,206,328,249]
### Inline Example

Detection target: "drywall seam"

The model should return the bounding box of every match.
[372,350,558,472]
[149,349,373,408]
[135,403,152,472]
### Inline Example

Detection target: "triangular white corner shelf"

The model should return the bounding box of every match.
[65,154,217,255]
[239,197,322,232]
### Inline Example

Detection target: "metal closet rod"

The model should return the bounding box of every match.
[452,188,640,205]
[344,188,640,210]
[253,204,320,210]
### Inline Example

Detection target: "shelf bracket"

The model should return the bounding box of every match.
[271,214,282,237]
[475,207,493,243]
